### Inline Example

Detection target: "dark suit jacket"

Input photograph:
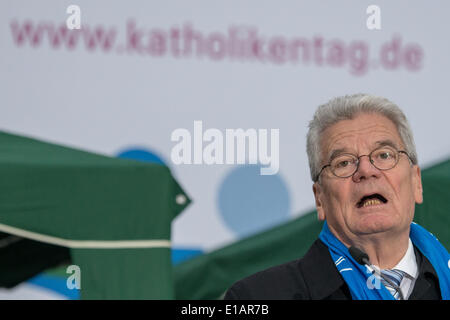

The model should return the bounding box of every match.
[224,239,441,300]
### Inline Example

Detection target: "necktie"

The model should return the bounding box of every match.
[380,269,405,300]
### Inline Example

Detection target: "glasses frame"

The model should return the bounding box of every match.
[315,146,412,182]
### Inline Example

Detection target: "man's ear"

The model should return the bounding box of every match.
[412,165,423,204]
[313,182,326,221]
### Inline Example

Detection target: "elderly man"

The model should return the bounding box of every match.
[224,94,449,300]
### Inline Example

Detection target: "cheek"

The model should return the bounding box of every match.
[397,175,416,202]
[388,171,418,218]
[324,182,353,214]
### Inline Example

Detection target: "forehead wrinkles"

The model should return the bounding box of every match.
[320,119,402,162]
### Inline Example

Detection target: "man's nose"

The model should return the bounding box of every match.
[352,155,381,182]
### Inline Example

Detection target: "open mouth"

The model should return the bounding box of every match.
[356,193,388,208]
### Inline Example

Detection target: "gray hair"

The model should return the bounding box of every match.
[306,93,418,182]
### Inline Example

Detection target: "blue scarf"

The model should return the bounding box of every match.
[319,221,450,300]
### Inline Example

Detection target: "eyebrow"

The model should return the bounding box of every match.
[327,139,400,162]
[375,139,400,150]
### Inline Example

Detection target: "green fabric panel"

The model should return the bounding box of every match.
[174,158,450,300]
[0,131,190,240]
[71,248,174,299]
[175,212,323,299]
[414,159,450,248]
[0,131,130,166]
[0,131,191,298]
[43,264,72,278]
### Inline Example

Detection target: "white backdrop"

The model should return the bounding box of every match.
[1,1,450,259]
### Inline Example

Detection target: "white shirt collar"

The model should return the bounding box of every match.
[392,238,418,279]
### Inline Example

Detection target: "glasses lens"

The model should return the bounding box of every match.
[370,147,398,170]
[330,154,358,177]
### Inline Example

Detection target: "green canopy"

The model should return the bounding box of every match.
[174,159,450,299]
[0,131,191,299]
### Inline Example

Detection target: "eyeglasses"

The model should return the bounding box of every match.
[315,145,412,182]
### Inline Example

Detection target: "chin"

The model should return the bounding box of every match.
[352,215,398,235]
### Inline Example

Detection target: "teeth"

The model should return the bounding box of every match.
[362,199,382,207]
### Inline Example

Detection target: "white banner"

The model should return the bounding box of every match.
[1,1,450,261]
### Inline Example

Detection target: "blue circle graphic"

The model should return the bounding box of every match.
[116,148,166,165]
[217,165,291,238]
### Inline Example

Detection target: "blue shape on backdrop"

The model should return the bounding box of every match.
[117,148,166,165]
[28,274,80,300]
[171,248,203,265]
[217,165,291,238]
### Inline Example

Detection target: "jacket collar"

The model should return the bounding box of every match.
[297,239,346,299]
[298,239,441,300]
